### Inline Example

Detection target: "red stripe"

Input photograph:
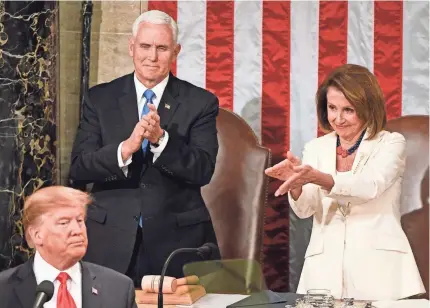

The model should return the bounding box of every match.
[262,2,291,160]
[262,1,291,291]
[205,1,234,110]
[374,1,403,120]
[317,1,348,136]
[147,1,178,76]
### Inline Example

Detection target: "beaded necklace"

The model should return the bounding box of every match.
[336,129,366,158]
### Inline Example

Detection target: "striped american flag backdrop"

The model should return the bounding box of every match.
[147,0,430,291]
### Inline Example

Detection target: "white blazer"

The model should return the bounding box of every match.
[289,130,425,301]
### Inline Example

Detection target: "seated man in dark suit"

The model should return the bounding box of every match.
[69,9,219,286]
[0,186,137,308]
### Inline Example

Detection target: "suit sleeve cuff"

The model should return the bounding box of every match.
[327,174,353,197]
[150,130,169,162]
[118,142,132,177]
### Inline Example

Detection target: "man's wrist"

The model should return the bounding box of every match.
[121,140,133,161]
[152,130,165,147]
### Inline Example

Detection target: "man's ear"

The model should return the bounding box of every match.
[174,44,181,57]
[28,225,43,247]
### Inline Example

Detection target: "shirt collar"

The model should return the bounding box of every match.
[33,251,81,285]
[134,73,170,108]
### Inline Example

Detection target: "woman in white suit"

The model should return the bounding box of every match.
[266,64,425,301]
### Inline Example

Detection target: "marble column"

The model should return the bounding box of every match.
[80,0,92,121]
[0,1,58,271]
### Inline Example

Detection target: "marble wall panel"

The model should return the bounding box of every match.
[0,0,58,270]
[92,1,141,34]
[58,26,81,184]
[90,32,134,87]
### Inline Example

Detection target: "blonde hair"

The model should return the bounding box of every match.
[23,186,92,247]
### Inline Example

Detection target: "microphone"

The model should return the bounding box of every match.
[196,242,218,259]
[33,280,54,308]
[158,243,219,308]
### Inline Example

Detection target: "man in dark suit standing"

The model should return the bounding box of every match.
[0,186,137,308]
[69,10,219,285]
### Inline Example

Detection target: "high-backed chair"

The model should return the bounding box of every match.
[386,115,429,299]
[202,108,271,266]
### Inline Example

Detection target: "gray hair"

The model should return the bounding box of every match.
[132,10,178,44]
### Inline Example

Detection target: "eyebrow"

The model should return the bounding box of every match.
[56,215,84,220]
[327,103,354,109]
[139,42,169,48]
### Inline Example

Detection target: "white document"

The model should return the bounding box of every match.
[176,294,250,308]
[372,299,430,308]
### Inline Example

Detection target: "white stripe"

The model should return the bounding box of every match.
[233,0,263,141]
[176,0,206,89]
[347,1,374,72]
[402,1,430,116]
[290,1,319,157]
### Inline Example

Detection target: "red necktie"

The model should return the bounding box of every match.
[57,272,77,308]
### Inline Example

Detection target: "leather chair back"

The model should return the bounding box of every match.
[202,108,271,266]
[386,115,429,298]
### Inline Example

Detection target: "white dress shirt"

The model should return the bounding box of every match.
[117,73,170,176]
[33,251,82,308]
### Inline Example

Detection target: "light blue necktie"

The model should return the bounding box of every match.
[139,89,155,227]
[141,89,156,154]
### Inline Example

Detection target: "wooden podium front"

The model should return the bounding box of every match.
[135,285,206,306]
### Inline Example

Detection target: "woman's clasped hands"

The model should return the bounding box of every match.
[265,151,315,197]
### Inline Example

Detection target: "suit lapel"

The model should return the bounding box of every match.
[14,258,37,308]
[321,132,337,176]
[351,129,383,174]
[118,73,140,136]
[81,262,102,308]
[158,73,181,130]
[321,129,383,176]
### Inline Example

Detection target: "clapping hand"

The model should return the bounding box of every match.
[265,151,301,181]
[274,164,314,196]
[140,104,164,144]
[121,104,164,161]
[265,151,315,197]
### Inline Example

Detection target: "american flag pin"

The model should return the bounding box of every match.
[165,104,171,110]
[92,287,98,295]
